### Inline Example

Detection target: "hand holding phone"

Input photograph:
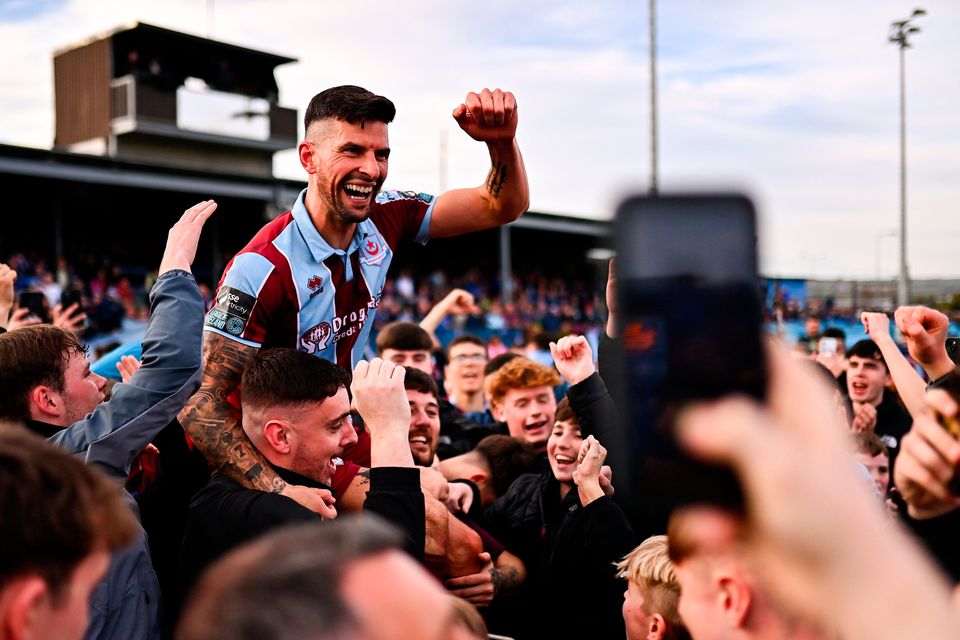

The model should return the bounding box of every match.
[18,291,49,323]
[612,193,765,522]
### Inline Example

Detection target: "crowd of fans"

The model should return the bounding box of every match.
[4,248,605,350]
[3,83,960,640]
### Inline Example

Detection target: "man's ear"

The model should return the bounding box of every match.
[647,612,667,640]
[297,141,316,174]
[468,469,489,487]
[28,385,61,420]
[1,574,50,640]
[262,420,292,455]
[717,574,752,629]
[490,401,505,422]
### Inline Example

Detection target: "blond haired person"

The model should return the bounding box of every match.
[617,535,691,640]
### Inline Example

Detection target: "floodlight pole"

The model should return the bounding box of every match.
[889,8,925,307]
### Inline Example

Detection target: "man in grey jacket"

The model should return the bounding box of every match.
[0,200,216,639]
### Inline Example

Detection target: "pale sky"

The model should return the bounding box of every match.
[1,0,958,279]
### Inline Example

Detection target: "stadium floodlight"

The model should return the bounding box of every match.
[888,8,926,306]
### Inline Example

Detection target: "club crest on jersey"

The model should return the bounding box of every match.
[360,234,386,266]
[300,321,332,354]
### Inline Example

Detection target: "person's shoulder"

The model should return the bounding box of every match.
[373,189,434,208]
[369,190,432,227]
[220,212,298,291]
[236,210,297,256]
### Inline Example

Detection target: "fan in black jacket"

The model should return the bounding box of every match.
[481,335,635,639]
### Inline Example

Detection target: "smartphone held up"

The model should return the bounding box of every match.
[608,193,766,526]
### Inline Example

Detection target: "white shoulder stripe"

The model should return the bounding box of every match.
[223,252,276,296]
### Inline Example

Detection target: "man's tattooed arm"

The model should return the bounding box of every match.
[493,550,526,594]
[427,140,529,238]
[179,332,285,493]
[485,160,508,200]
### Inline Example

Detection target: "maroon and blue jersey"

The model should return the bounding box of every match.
[204,187,434,368]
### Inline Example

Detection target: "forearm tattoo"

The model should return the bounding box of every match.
[486,160,507,199]
[489,566,505,595]
[179,333,284,492]
[357,469,371,490]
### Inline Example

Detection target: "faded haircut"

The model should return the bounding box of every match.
[241,348,349,412]
[303,85,395,133]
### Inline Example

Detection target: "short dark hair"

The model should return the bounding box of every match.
[847,340,888,371]
[0,325,86,422]
[821,327,846,342]
[303,85,395,133]
[241,348,349,411]
[555,397,577,425]
[473,435,541,497]
[376,322,433,354]
[0,426,137,601]
[483,352,522,377]
[177,516,403,640]
[403,368,439,401]
[446,335,486,359]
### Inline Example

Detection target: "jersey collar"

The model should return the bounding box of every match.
[292,188,381,263]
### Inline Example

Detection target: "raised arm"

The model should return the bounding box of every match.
[428,88,529,238]
[551,334,619,447]
[894,305,955,381]
[419,288,480,343]
[862,312,927,419]
[47,201,214,475]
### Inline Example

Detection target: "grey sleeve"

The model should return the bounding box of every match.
[47,270,204,477]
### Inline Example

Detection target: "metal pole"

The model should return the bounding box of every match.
[499,225,512,308]
[897,43,909,306]
[889,8,925,306]
[649,0,658,195]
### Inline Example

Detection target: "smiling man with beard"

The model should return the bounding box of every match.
[180,84,529,515]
